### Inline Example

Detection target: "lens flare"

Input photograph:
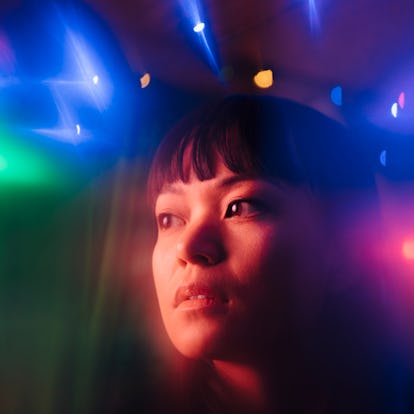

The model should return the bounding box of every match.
[391,102,398,118]
[193,22,205,33]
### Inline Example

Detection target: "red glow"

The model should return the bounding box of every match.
[402,239,414,260]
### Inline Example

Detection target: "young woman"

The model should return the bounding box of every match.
[146,95,393,413]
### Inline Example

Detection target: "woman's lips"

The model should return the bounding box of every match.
[174,284,229,311]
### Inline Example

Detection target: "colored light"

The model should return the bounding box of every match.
[140,73,151,88]
[379,150,387,167]
[76,124,81,136]
[0,129,57,186]
[330,86,342,106]
[0,154,7,171]
[398,92,405,109]
[63,30,112,111]
[253,69,273,89]
[308,0,320,33]
[391,102,398,118]
[193,22,205,33]
[402,239,414,261]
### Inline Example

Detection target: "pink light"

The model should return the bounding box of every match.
[0,30,15,73]
[398,92,405,109]
[402,239,414,261]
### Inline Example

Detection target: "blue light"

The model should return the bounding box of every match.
[193,22,205,33]
[178,0,220,74]
[391,102,398,118]
[330,86,342,106]
[379,150,387,167]
[63,29,113,111]
[75,124,81,136]
[308,0,320,33]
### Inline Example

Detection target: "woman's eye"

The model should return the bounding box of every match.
[157,213,185,230]
[225,199,264,218]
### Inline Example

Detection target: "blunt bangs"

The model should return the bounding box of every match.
[147,95,376,206]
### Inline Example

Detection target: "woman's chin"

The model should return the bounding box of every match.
[168,322,230,360]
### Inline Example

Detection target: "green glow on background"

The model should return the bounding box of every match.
[0,128,62,188]
[0,154,7,171]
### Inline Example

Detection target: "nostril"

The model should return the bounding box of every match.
[177,245,225,267]
[188,252,220,266]
[175,225,226,266]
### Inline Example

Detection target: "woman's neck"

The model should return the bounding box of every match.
[211,359,274,413]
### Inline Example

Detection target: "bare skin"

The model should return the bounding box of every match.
[152,160,331,410]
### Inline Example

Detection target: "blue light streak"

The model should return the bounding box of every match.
[178,0,220,74]
[193,22,205,33]
[308,0,320,33]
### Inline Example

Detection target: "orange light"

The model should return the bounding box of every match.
[253,69,273,89]
[402,239,414,260]
[140,73,151,88]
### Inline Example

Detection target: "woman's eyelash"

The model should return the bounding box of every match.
[224,198,267,218]
[157,213,185,230]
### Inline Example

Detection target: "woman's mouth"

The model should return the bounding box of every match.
[174,285,229,312]
[188,295,214,300]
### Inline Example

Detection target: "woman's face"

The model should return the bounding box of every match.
[152,160,330,360]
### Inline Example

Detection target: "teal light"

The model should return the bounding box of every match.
[0,127,78,190]
[0,132,53,186]
[0,154,7,171]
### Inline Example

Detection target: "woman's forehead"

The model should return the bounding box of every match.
[155,165,304,204]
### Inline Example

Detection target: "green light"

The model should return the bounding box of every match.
[0,127,78,190]
[0,154,7,171]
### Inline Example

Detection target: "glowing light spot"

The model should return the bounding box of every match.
[193,22,205,33]
[330,86,342,106]
[379,150,387,167]
[398,92,405,109]
[0,154,7,171]
[402,239,414,261]
[391,102,398,118]
[140,73,151,88]
[253,69,273,89]
[92,75,99,85]
[0,129,61,187]
[308,0,320,33]
[76,124,81,136]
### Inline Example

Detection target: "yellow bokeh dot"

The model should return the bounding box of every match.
[140,73,151,89]
[253,69,273,89]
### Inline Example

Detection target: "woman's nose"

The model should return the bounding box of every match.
[176,220,225,266]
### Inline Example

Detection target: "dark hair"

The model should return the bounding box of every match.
[147,94,375,206]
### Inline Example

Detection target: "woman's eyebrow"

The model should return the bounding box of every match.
[158,176,249,195]
[158,175,279,196]
[216,175,253,189]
